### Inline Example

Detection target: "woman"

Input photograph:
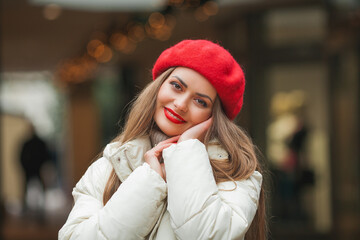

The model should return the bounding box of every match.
[59,39,266,240]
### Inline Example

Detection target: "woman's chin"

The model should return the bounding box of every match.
[159,127,185,137]
[162,131,181,137]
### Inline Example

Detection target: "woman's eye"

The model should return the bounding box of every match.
[195,99,207,107]
[170,81,182,90]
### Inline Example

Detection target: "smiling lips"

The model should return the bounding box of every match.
[164,107,186,124]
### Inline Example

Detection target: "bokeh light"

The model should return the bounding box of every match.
[43,4,62,20]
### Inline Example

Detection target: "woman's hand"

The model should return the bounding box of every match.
[144,136,180,181]
[178,117,213,143]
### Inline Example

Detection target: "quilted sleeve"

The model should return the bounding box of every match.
[163,139,262,240]
[59,158,167,240]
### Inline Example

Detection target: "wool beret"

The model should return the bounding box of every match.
[152,39,245,120]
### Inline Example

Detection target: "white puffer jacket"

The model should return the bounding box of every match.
[59,137,262,240]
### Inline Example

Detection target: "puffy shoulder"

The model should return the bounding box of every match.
[217,171,262,206]
[213,171,262,227]
[73,157,113,202]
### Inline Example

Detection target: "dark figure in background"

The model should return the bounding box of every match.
[20,126,50,215]
[288,121,313,187]
[281,119,314,221]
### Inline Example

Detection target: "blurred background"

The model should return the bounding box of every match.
[0,0,359,239]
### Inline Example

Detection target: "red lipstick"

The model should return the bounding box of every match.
[164,107,186,124]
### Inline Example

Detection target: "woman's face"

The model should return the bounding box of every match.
[154,67,217,136]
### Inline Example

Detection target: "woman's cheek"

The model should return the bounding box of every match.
[192,109,212,124]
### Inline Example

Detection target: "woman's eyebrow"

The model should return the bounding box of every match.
[173,75,214,104]
[173,76,188,88]
[196,93,214,104]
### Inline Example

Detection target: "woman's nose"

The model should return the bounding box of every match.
[174,96,188,112]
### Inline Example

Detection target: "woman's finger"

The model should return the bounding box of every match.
[157,135,180,145]
[155,142,176,152]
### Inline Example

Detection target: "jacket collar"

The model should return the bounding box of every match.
[103,136,152,182]
[103,136,229,182]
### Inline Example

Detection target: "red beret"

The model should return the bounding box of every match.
[152,39,245,120]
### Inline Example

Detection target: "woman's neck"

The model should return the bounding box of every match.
[149,127,169,147]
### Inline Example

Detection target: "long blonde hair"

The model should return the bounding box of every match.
[102,67,267,240]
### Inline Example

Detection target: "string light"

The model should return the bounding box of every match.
[110,33,128,51]
[127,23,145,42]
[95,45,113,63]
[57,55,97,84]
[58,0,220,85]
[202,1,218,16]
[194,1,218,22]
[149,12,166,29]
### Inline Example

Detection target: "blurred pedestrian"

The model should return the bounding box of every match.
[19,124,50,216]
